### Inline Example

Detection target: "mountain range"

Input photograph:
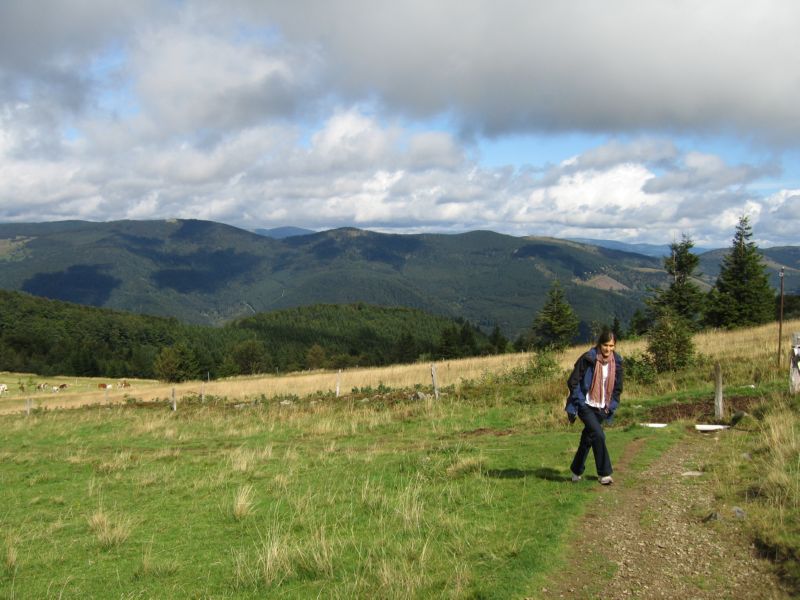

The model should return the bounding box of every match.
[0,219,797,338]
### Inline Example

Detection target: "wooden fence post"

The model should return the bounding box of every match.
[790,333,800,395]
[171,387,177,411]
[714,362,724,419]
[431,363,440,401]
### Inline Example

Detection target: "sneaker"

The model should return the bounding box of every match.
[599,475,613,485]
[571,473,582,482]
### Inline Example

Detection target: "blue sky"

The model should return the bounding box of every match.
[1,0,799,248]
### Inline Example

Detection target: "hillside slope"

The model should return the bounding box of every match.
[5,219,792,336]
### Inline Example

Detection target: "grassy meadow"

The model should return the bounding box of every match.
[1,320,799,597]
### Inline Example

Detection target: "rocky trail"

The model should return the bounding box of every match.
[538,429,793,599]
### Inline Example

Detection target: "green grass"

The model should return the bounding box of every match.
[706,393,800,588]
[4,320,796,597]
[0,397,676,598]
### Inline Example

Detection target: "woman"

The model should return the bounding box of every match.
[565,329,623,485]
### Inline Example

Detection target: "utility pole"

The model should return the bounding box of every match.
[778,267,785,367]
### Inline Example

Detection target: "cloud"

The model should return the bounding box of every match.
[131,26,319,138]
[643,152,772,193]
[757,190,800,245]
[242,0,800,142]
[0,1,161,117]
[0,1,797,249]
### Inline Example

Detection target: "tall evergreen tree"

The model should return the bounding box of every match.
[488,325,508,354]
[627,308,652,337]
[651,234,704,328]
[704,216,775,328]
[230,339,270,375]
[530,280,579,350]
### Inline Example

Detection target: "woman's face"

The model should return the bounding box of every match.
[599,340,616,359]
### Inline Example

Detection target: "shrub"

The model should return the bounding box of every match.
[505,351,560,385]
[624,353,657,384]
[646,312,695,373]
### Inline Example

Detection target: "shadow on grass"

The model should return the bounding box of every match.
[485,467,579,482]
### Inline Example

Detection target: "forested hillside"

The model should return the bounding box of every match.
[0,219,671,337]
[0,290,492,380]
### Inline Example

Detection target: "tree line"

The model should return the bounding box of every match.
[526,216,797,361]
[0,294,503,382]
[1,215,792,383]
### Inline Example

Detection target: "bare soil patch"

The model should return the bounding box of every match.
[648,396,762,423]
[538,431,793,599]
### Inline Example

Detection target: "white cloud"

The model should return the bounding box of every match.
[132,26,313,137]
[644,152,768,193]
[407,132,464,170]
[0,1,798,249]
[244,0,800,142]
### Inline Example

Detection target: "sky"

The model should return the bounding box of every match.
[1,0,799,248]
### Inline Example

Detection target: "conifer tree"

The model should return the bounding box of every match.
[488,325,508,354]
[230,339,270,374]
[651,234,704,328]
[627,308,652,337]
[704,216,775,328]
[530,280,579,350]
[647,310,695,372]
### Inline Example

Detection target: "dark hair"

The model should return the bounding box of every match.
[595,328,617,349]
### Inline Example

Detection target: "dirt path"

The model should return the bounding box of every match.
[538,430,793,599]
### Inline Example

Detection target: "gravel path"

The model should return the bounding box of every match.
[538,430,793,599]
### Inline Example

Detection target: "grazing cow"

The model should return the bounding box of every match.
[37,383,48,391]
[0,384,8,394]
[58,383,68,390]
[98,383,111,389]
[117,380,131,389]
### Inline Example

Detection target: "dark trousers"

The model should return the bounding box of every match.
[570,404,612,477]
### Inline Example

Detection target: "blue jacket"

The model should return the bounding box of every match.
[565,348,624,420]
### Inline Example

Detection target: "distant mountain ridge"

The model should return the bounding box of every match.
[567,237,716,257]
[253,226,316,239]
[0,219,796,338]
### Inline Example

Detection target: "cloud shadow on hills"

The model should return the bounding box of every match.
[111,233,264,293]
[151,249,263,293]
[23,264,121,306]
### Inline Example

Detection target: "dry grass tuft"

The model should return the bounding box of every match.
[396,475,425,531]
[446,456,486,478]
[96,450,134,474]
[256,534,294,586]
[4,536,18,573]
[756,405,800,509]
[228,447,257,474]
[87,508,132,549]
[298,526,335,578]
[138,539,180,578]
[232,485,255,520]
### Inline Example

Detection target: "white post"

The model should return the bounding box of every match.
[431,363,440,401]
[336,369,341,398]
[790,333,800,395]
[26,398,32,416]
[201,381,205,402]
[714,362,724,418]
[105,386,109,403]
[171,387,177,411]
